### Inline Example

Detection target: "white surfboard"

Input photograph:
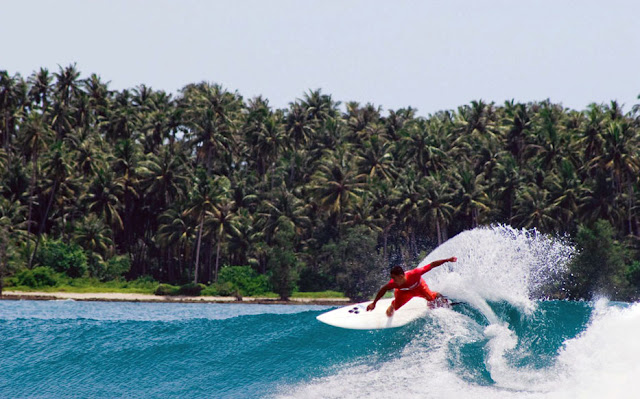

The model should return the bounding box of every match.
[317,297,448,330]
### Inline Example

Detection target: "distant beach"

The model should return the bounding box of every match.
[0,290,351,306]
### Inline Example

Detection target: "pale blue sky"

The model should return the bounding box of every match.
[3,0,639,116]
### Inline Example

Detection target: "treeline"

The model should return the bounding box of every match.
[1,65,639,300]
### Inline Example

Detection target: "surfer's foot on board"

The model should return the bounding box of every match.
[386,305,394,317]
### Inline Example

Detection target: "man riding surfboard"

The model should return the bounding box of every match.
[366,257,457,317]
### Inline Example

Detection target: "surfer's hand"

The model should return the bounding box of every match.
[366,303,375,311]
[449,257,457,263]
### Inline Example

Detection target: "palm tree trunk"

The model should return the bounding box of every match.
[180,243,186,284]
[382,222,394,264]
[627,182,633,235]
[26,154,37,269]
[163,248,170,282]
[194,217,204,284]
[204,240,213,284]
[289,156,295,184]
[383,232,388,263]
[411,230,417,258]
[0,226,7,296]
[30,180,58,268]
[3,110,10,149]
[214,240,221,283]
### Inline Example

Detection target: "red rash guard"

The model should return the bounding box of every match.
[383,263,439,310]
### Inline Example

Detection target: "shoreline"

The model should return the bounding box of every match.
[0,290,352,306]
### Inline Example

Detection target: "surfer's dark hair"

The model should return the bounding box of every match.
[390,265,405,276]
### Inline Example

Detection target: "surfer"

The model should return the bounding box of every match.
[366,257,457,317]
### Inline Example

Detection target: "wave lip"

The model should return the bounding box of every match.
[425,225,574,314]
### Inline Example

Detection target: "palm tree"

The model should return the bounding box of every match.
[84,73,112,122]
[0,148,6,177]
[591,121,640,234]
[501,100,533,164]
[0,70,27,149]
[257,184,311,244]
[345,102,382,140]
[300,88,339,123]
[341,193,384,235]
[73,213,114,259]
[355,135,396,182]
[51,64,82,141]
[30,140,74,266]
[453,167,490,229]
[84,168,124,232]
[72,92,95,131]
[308,147,365,232]
[306,116,346,166]
[395,176,424,257]
[139,90,175,154]
[53,64,81,106]
[226,207,261,267]
[72,132,106,177]
[577,104,605,176]
[184,173,230,283]
[285,102,315,184]
[180,82,242,174]
[286,102,314,146]
[605,100,624,121]
[452,100,499,171]
[141,146,189,209]
[243,98,288,178]
[0,197,28,294]
[400,117,448,176]
[18,112,53,267]
[527,101,568,172]
[488,152,522,222]
[513,184,558,232]
[203,196,240,282]
[420,174,455,245]
[27,68,52,112]
[187,106,221,172]
[547,159,583,234]
[157,207,197,283]
[112,139,148,243]
[384,107,415,142]
[1,151,30,203]
[595,121,639,193]
[366,177,400,263]
[0,222,6,295]
[104,90,138,143]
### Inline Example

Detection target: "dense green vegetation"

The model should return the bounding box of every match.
[1,65,639,300]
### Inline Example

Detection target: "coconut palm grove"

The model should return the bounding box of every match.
[1,65,639,301]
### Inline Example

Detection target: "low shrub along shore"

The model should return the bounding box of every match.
[2,268,346,301]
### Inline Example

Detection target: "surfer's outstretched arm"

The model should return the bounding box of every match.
[366,285,390,311]
[418,257,457,274]
[430,256,457,268]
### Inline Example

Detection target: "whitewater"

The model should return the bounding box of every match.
[2,225,639,398]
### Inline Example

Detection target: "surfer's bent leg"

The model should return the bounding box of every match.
[393,285,440,313]
[392,290,414,311]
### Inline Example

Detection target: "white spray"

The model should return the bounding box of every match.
[278,226,639,399]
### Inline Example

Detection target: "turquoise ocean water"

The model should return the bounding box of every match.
[2,226,640,399]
